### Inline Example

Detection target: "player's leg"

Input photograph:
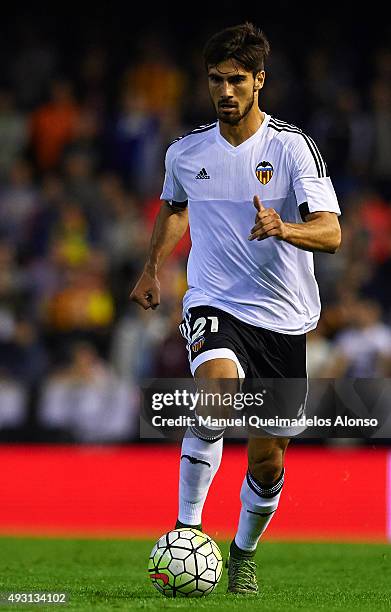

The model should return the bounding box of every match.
[233,436,289,554]
[228,325,304,555]
[227,437,289,594]
[176,306,246,530]
[176,357,239,530]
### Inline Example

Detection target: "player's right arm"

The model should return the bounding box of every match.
[130,143,189,310]
[129,202,188,309]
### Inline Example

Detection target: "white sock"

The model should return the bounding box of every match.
[178,427,223,526]
[234,469,284,552]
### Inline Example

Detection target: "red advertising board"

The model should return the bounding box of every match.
[0,445,387,540]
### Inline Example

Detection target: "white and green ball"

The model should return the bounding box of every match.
[148,528,223,597]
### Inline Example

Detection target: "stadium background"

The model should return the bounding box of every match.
[0,8,391,540]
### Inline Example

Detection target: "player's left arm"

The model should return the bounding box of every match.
[285,209,341,253]
[248,197,341,253]
[249,133,342,253]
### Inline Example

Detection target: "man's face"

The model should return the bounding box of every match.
[207,59,264,125]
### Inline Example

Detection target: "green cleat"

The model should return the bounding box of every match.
[226,553,259,594]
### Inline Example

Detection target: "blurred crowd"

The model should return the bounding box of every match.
[0,17,390,442]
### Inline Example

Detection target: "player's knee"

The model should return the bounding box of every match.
[248,449,284,486]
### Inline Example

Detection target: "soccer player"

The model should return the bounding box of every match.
[130,23,341,594]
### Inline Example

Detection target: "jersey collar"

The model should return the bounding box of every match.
[215,113,270,154]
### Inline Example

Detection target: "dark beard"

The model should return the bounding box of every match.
[217,94,255,125]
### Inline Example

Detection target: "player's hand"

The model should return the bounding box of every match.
[248,195,287,241]
[129,267,161,310]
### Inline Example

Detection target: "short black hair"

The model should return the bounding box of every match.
[203,22,270,76]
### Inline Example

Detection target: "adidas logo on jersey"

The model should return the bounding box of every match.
[195,168,210,179]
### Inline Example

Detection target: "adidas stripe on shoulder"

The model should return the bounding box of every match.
[268,117,328,178]
[168,122,217,149]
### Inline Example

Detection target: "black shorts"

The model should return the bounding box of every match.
[180,305,307,379]
[179,305,308,436]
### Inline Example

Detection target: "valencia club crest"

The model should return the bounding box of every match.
[255,161,274,185]
[191,337,205,353]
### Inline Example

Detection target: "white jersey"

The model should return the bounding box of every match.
[160,114,341,334]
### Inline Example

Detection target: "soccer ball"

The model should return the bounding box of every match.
[148,528,223,597]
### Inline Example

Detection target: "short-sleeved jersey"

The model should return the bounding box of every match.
[160,114,341,334]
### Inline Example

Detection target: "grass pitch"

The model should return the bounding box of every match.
[0,537,390,611]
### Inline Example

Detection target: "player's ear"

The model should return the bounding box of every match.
[254,71,265,92]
